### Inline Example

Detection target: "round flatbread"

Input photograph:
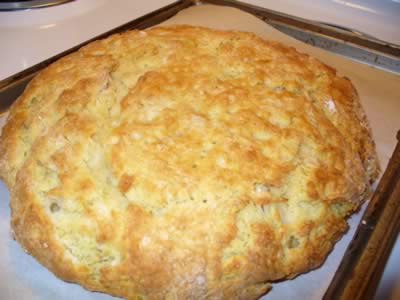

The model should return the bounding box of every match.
[0,25,379,299]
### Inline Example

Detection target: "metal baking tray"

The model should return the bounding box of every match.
[0,1,399,299]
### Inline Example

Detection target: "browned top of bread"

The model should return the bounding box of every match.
[0,25,379,299]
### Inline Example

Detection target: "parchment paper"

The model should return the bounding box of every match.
[0,4,399,300]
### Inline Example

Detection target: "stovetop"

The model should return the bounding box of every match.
[0,0,399,81]
[0,0,174,80]
[0,1,398,300]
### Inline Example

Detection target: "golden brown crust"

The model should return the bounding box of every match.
[0,25,379,299]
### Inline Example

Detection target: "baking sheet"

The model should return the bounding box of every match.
[0,4,399,300]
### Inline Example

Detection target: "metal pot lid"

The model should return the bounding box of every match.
[0,0,74,11]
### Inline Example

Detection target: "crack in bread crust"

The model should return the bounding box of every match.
[0,25,379,300]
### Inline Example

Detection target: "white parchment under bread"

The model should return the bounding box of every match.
[0,4,399,300]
